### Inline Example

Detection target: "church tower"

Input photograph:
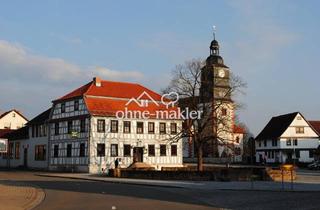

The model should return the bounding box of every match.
[200,34,234,157]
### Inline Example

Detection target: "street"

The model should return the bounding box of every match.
[1,171,320,210]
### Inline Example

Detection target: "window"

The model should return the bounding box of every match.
[36,125,39,137]
[43,125,47,136]
[111,120,118,133]
[160,123,166,134]
[67,144,72,157]
[263,140,267,147]
[137,122,144,134]
[296,127,304,134]
[272,139,277,146]
[309,150,314,158]
[258,141,261,147]
[171,145,177,156]
[171,123,177,134]
[97,119,105,132]
[79,143,85,157]
[55,123,59,135]
[160,145,166,156]
[74,100,79,111]
[123,121,131,133]
[8,142,13,159]
[35,145,46,161]
[61,103,65,113]
[97,143,105,157]
[286,139,291,146]
[111,144,118,157]
[15,142,20,159]
[222,108,227,116]
[148,122,155,133]
[236,136,240,143]
[293,139,298,146]
[148,145,155,156]
[68,121,73,134]
[80,119,86,133]
[124,144,131,157]
[295,150,300,158]
[54,145,59,157]
[32,126,35,138]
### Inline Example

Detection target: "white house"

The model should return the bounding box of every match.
[0,109,50,169]
[48,77,183,173]
[255,112,320,164]
[0,109,28,130]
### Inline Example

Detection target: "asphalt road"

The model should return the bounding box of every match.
[1,171,320,210]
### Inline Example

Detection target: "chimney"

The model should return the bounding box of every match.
[93,77,102,87]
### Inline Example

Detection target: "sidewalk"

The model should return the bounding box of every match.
[0,180,45,210]
[37,173,320,192]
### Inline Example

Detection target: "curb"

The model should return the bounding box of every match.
[35,174,185,189]
[35,174,320,192]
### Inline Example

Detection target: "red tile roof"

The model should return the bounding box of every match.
[55,77,177,118]
[55,82,92,101]
[85,97,178,119]
[55,79,164,102]
[233,125,245,134]
[309,121,320,135]
[0,129,13,138]
[86,80,163,101]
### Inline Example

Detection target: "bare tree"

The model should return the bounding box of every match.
[163,58,246,171]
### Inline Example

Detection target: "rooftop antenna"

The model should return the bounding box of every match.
[212,25,216,40]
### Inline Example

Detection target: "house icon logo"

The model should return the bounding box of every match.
[126,91,159,107]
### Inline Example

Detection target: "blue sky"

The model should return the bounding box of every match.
[0,0,319,135]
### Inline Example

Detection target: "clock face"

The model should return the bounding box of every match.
[218,69,225,78]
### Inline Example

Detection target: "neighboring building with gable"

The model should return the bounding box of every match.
[0,108,50,169]
[49,77,183,173]
[255,112,320,164]
[0,109,28,130]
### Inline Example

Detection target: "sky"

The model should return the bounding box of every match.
[0,0,320,135]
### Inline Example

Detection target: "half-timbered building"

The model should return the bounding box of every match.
[49,77,183,173]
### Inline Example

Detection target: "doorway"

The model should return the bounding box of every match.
[23,148,28,167]
[133,147,143,162]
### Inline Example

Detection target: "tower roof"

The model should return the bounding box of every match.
[207,34,227,67]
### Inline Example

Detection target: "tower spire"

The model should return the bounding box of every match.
[210,25,219,56]
[212,25,216,40]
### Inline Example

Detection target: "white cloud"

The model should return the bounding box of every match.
[0,39,145,118]
[93,67,144,81]
[0,39,144,84]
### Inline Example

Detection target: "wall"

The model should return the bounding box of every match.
[49,98,90,172]
[89,116,183,173]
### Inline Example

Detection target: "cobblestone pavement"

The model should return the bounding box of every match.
[0,180,45,210]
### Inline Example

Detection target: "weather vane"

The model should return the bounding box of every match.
[212,25,216,40]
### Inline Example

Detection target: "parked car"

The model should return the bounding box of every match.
[307,160,320,170]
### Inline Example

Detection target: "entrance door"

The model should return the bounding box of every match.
[23,148,28,167]
[133,147,143,162]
